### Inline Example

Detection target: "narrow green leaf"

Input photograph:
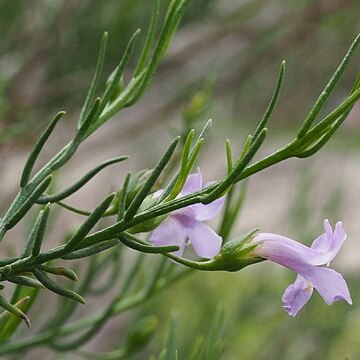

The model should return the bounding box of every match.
[118,233,179,254]
[78,32,108,128]
[296,113,346,158]
[6,175,52,230]
[31,204,50,256]
[0,257,17,267]
[235,135,252,166]
[20,112,64,187]
[37,156,128,204]
[124,137,180,221]
[8,276,44,289]
[57,201,91,216]
[297,33,360,138]
[32,98,100,182]
[300,69,360,147]
[102,29,141,111]
[94,70,147,130]
[117,173,131,221]
[168,129,195,199]
[86,29,141,136]
[158,0,189,60]
[0,287,39,339]
[0,295,30,328]
[33,269,85,304]
[125,0,192,107]
[61,239,120,260]
[302,86,360,141]
[198,118,212,140]
[76,97,101,142]
[186,138,203,171]
[252,61,285,142]
[159,120,211,203]
[181,129,195,175]
[64,193,115,252]
[134,0,160,76]
[20,209,45,259]
[38,265,78,281]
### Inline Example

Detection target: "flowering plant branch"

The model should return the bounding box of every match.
[0,0,359,355]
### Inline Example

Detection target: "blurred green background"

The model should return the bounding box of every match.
[0,0,360,359]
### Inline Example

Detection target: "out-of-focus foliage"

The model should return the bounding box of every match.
[1,0,359,143]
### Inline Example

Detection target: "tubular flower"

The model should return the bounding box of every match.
[250,220,352,316]
[150,170,224,259]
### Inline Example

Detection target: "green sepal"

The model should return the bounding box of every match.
[212,229,264,272]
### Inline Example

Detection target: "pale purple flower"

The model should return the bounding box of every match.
[150,169,224,259]
[251,220,352,316]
